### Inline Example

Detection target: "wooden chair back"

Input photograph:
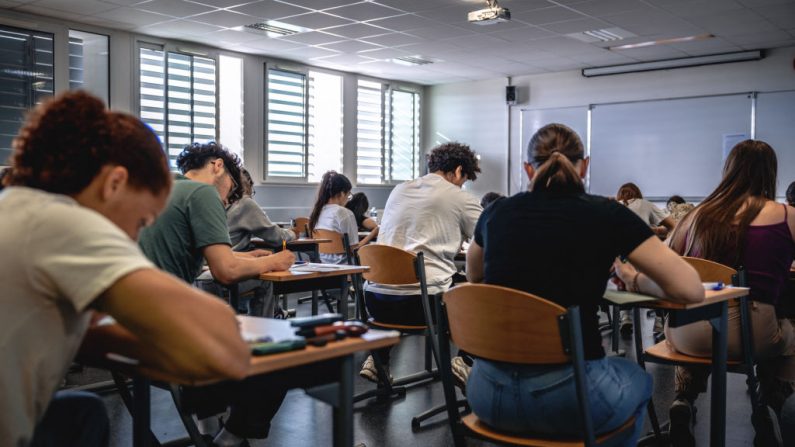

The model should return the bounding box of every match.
[292,217,309,237]
[312,229,348,256]
[443,283,570,364]
[357,244,419,285]
[682,256,735,284]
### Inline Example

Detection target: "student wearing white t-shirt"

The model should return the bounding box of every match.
[308,171,378,264]
[0,91,249,447]
[360,142,483,383]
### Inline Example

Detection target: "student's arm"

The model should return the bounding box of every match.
[460,195,484,238]
[361,217,378,231]
[615,236,704,304]
[354,226,378,248]
[204,244,295,284]
[466,240,485,283]
[89,268,250,381]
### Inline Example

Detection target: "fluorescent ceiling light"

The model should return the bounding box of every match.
[582,50,762,77]
[610,33,714,50]
[239,21,310,37]
[392,55,434,66]
[567,27,635,43]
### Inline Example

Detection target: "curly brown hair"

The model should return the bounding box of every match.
[7,90,171,196]
[427,142,481,181]
[176,141,244,204]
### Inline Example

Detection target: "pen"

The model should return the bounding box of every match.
[282,239,286,251]
[712,282,724,291]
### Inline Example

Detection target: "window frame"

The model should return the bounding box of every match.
[355,76,423,186]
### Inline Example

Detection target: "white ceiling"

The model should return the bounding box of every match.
[2,0,795,85]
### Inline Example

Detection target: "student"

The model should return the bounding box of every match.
[616,182,676,337]
[227,168,296,251]
[787,180,795,207]
[666,195,695,225]
[345,191,378,231]
[308,171,377,264]
[360,142,482,382]
[466,123,704,444]
[0,91,249,446]
[665,140,795,446]
[480,191,504,209]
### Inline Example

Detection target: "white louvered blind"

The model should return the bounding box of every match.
[138,47,217,170]
[308,70,342,182]
[0,25,53,164]
[266,68,306,178]
[356,79,384,184]
[389,90,420,181]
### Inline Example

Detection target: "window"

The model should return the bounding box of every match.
[138,46,217,169]
[68,30,109,104]
[265,68,343,181]
[356,80,421,184]
[219,54,243,161]
[308,70,342,182]
[0,25,54,164]
[266,68,306,178]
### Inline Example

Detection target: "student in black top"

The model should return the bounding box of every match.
[345,191,378,231]
[465,123,704,443]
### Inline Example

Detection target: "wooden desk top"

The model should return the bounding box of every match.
[604,286,750,310]
[239,316,399,376]
[259,264,369,282]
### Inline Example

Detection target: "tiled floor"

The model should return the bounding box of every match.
[70,298,758,446]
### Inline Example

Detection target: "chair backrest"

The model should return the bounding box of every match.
[292,217,309,237]
[682,256,736,284]
[443,283,570,364]
[312,229,349,256]
[357,244,419,285]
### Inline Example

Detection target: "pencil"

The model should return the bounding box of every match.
[282,239,286,251]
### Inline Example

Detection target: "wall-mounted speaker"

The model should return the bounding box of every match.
[506,85,516,105]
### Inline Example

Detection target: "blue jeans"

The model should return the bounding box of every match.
[467,357,652,446]
[31,390,109,447]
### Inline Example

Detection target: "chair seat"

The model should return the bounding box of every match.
[368,318,427,332]
[645,340,741,366]
[462,414,636,447]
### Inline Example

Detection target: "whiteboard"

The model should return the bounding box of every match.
[515,106,588,194]
[589,94,752,199]
[755,91,795,200]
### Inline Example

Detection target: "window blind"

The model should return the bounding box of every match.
[389,90,420,181]
[356,79,384,184]
[266,68,306,178]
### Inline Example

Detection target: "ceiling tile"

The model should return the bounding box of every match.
[279,11,353,29]
[486,25,554,42]
[406,24,475,40]
[726,29,793,45]
[236,35,304,50]
[309,53,374,64]
[137,18,224,35]
[355,46,412,59]
[752,3,795,29]
[365,13,436,31]
[372,0,460,14]
[602,6,704,36]
[654,0,746,17]
[321,22,389,38]
[613,44,689,61]
[101,0,153,5]
[524,57,582,71]
[279,0,359,10]
[136,0,214,17]
[443,32,509,50]
[511,6,588,25]
[192,9,260,27]
[395,40,459,57]
[496,0,556,13]
[228,0,309,19]
[280,30,346,44]
[207,28,264,44]
[319,38,381,53]
[324,2,402,21]
[569,0,646,17]
[188,0,252,7]
[25,0,117,14]
[91,6,173,27]
[568,50,638,65]
[671,37,743,56]
[13,4,88,20]
[539,17,612,34]
[268,44,341,58]
[360,32,421,47]
[528,36,599,56]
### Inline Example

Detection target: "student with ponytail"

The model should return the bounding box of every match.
[465,123,703,444]
[309,171,377,264]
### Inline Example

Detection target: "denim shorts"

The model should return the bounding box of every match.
[467,356,651,446]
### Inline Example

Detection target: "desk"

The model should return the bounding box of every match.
[260,264,369,319]
[604,287,749,447]
[251,238,332,263]
[130,317,399,447]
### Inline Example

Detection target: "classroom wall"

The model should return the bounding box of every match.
[424,45,795,196]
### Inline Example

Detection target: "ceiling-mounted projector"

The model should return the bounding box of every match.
[468,0,510,25]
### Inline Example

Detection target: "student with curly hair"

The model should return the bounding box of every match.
[0,91,249,446]
[359,142,483,382]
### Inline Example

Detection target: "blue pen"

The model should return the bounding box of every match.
[712,282,724,291]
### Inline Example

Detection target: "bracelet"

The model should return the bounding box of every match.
[631,272,641,293]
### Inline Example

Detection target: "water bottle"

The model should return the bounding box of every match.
[369,207,378,224]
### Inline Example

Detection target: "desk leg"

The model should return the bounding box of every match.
[709,302,729,447]
[339,279,348,320]
[133,377,151,447]
[333,355,354,447]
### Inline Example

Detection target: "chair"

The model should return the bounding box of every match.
[353,245,450,414]
[437,283,637,446]
[292,216,309,237]
[635,257,768,442]
[300,228,354,315]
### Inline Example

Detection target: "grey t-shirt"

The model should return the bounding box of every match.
[226,196,295,252]
[0,187,154,446]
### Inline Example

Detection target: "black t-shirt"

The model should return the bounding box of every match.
[473,190,654,359]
